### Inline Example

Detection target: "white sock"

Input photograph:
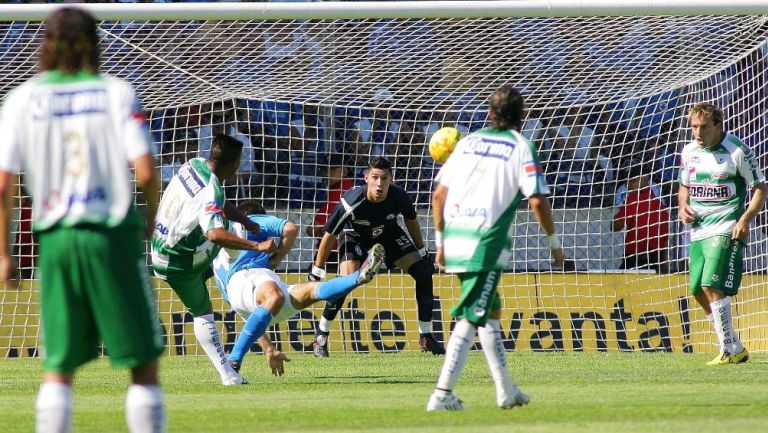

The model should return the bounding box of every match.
[418,321,432,334]
[126,385,165,433]
[36,382,72,433]
[435,319,476,392]
[478,319,516,404]
[710,298,743,354]
[318,317,333,333]
[193,314,237,380]
[706,313,720,351]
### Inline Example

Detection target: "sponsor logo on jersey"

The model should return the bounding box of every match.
[461,135,515,161]
[42,187,107,211]
[448,204,488,220]
[689,182,731,201]
[372,225,384,238]
[33,89,108,119]
[354,220,371,226]
[386,213,396,220]
[178,163,204,197]
[712,172,729,180]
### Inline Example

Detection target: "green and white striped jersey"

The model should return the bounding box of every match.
[151,158,228,278]
[679,133,765,242]
[435,128,550,273]
[0,71,152,231]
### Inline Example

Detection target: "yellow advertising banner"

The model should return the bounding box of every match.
[3,273,767,358]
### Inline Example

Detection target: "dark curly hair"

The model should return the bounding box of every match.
[39,7,100,74]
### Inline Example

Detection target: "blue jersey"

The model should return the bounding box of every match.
[212,214,287,299]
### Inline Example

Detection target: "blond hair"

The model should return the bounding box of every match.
[687,102,723,126]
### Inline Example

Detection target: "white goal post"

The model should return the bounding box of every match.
[1,1,767,358]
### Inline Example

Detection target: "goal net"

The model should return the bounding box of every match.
[2,3,768,358]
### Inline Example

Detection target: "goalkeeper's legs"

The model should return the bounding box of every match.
[406,258,445,355]
[478,317,529,409]
[314,259,361,358]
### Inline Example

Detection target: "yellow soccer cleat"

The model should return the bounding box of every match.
[730,348,749,364]
[706,350,732,366]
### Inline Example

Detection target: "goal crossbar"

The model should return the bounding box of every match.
[2,0,768,22]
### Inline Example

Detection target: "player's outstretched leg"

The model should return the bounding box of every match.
[312,244,385,358]
[357,243,385,284]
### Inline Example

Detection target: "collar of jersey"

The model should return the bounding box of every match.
[41,70,102,84]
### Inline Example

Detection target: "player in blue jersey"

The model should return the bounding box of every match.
[308,157,445,357]
[212,201,385,374]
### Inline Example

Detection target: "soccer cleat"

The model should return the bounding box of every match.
[229,359,241,373]
[356,243,385,285]
[420,333,446,355]
[221,372,248,386]
[730,347,749,364]
[706,350,732,366]
[426,392,465,412]
[313,332,330,358]
[498,387,531,409]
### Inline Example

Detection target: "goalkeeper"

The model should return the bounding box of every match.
[308,157,445,357]
[427,85,564,411]
[212,200,385,375]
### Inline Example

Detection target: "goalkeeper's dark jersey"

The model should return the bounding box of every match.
[323,183,417,241]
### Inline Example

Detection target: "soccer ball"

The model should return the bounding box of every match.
[428,126,461,164]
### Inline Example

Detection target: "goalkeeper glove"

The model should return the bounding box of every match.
[307,265,327,282]
[418,246,428,258]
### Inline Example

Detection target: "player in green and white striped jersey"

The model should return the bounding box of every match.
[151,133,276,385]
[0,8,165,433]
[427,85,564,412]
[678,102,766,366]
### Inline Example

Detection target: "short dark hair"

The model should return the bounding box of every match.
[39,7,100,74]
[208,134,243,167]
[367,156,393,174]
[237,200,265,215]
[489,85,525,131]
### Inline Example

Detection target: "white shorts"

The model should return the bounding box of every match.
[226,268,299,325]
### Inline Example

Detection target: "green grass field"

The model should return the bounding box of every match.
[2,352,767,433]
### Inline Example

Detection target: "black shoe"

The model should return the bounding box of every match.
[313,332,330,358]
[229,359,241,373]
[420,333,446,355]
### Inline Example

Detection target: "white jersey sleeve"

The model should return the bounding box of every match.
[515,136,550,198]
[113,79,153,162]
[735,145,765,188]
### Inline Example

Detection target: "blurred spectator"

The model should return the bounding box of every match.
[197,106,255,199]
[612,166,670,273]
[306,154,355,272]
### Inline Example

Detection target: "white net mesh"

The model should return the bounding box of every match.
[2,13,768,357]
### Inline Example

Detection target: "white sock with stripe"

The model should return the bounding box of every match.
[193,314,237,380]
[435,319,476,394]
[478,319,516,405]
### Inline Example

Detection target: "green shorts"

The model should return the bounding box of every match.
[38,224,164,373]
[689,235,744,296]
[163,267,213,317]
[450,270,503,326]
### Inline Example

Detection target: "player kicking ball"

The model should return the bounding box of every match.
[212,200,385,375]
